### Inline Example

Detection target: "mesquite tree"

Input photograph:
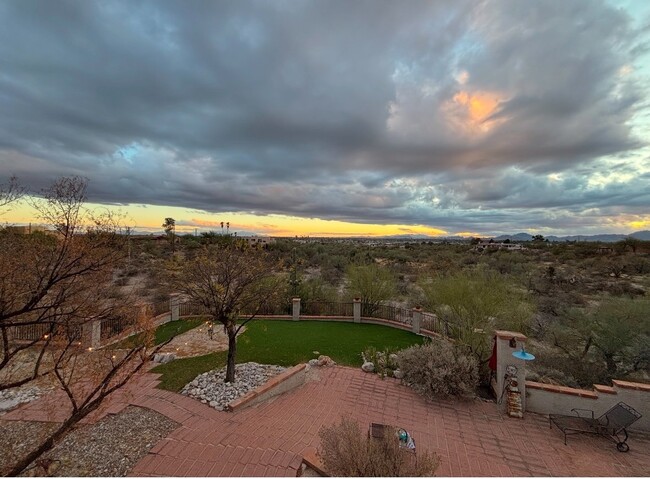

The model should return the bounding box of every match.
[0,177,125,391]
[0,176,170,475]
[177,243,280,382]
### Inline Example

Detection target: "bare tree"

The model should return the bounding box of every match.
[0,176,175,475]
[176,244,280,382]
[0,175,24,213]
[0,177,123,391]
[7,309,169,476]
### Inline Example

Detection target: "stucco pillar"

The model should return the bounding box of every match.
[170,293,180,322]
[494,330,529,413]
[412,307,422,334]
[83,319,101,349]
[353,298,361,323]
[292,297,301,321]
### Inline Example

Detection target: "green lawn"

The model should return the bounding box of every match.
[110,317,205,349]
[152,319,426,391]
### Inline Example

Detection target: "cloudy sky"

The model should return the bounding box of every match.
[1,0,649,237]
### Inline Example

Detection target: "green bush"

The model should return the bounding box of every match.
[397,339,478,398]
[362,346,399,378]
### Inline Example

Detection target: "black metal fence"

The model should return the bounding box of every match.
[166,298,453,340]
[100,315,134,340]
[179,301,209,317]
[7,322,52,341]
[153,299,170,317]
[177,301,291,318]
[302,301,353,317]
[7,321,82,342]
[362,303,413,326]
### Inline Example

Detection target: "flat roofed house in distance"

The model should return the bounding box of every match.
[474,240,525,252]
[242,236,274,247]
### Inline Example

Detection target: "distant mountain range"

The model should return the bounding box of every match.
[493,230,650,243]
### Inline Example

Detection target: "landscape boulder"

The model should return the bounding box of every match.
[153,352,176,364]
[317,355,336,367]
[361,361,375,373]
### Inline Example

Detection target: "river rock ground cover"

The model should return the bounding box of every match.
[181,362,286,410]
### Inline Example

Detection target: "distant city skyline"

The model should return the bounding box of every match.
[1,1,650,237]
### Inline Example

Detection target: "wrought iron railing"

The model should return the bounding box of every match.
[7,322,52,341]
[100,315,134,340]
[362,303,413,326]
[177,301,291,318]
[302,301,354,317]
[169,299,452,340]
[153,300,170,316]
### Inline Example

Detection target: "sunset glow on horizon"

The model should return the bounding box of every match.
[1,1,649,237]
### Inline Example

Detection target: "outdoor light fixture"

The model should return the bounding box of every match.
[512,346,535,361]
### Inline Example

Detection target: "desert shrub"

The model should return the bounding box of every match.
[318,417,438,477]
[397,339,478,398]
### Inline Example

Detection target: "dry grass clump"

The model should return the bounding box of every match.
[318,417,438,477]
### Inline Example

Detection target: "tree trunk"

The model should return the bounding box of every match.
[604,354,617,376]
[225,324,237,383]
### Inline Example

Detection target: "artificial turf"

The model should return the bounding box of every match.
[152,319,425,391]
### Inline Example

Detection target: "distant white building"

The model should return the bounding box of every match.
[474,241,524,252]
[241,236,274,247]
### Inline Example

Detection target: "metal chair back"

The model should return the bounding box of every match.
[598,402,642,431]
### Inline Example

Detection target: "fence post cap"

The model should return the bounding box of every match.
[292,297,301,302]
[353,297,361,302]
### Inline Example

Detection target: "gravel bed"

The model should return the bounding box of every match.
[181,362,286,410]
[1,406,178,477]
[0,420,59,476]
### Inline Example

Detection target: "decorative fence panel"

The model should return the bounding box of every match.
[7,322,52,341]
[177,301,290,317]
[301,302,353,317]
[362,303,413,326]
[179,301,209,317]
[153,300,170,317]
[100,316,133,340]
[243,302,292,316]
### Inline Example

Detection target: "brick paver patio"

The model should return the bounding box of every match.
[4,366,650,476]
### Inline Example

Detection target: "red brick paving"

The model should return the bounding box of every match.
[4,366,650,476]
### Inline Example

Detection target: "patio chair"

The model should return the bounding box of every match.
[369,423,416,452]
[549,402,642,452]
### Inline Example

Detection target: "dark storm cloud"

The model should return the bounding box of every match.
[0,0,648,234]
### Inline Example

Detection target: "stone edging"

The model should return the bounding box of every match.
[226,363,307,412]
[302,447,329,476]
[525,381,598,399]
[612,379,650,392]
[526,378,650,398]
